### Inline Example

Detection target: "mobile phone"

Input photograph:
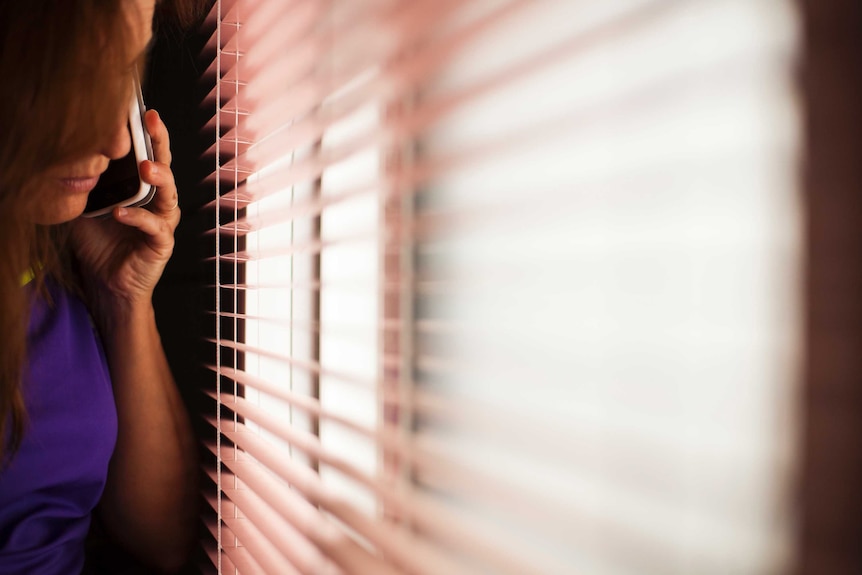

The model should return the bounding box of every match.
[82,77,155,218]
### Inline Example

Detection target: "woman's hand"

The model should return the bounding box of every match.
[71,109,180,311]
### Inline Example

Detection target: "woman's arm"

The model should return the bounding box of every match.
[95,299,198,573]
[71,110,198,573]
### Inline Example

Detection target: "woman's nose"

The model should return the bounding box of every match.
[102,114,131,160]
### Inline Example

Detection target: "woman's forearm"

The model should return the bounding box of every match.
[96,300,198,573]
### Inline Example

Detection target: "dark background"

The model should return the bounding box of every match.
[146,8,216,463]
[147,13,218,574]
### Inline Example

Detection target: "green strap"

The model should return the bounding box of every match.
[20,267,35,286]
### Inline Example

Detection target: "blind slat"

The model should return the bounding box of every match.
[224,515,304,575]
[204,490,303,575]
[204,0,697,185]
[208,339,372,388]
[205,444,466,575]
[208,372,389,446]
[202,516,269,575]
[219,450,406,575]
[209,408,385,503]
[221,482,343,575]
[213,231,374,261]
[202,0,510,152]
[209,424,567,575]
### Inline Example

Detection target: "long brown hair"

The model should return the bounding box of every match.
[0,0,207,463]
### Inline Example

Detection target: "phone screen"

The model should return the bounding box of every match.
[83,128,141,214]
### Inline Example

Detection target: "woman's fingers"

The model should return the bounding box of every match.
[120,109,180,243]
[141,109,180,221]
[145,109,172,166]
[114,206,176,253]
[140,159,180,222]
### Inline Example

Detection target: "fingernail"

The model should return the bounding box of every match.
[117,208,128,217]
[149,163,159,175]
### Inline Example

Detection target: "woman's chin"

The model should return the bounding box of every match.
[29,189,92,225]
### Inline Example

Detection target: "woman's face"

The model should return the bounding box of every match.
[27,0,156,225]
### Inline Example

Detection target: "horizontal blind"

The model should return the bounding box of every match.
[202,0,804,573]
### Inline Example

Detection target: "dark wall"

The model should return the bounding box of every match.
[145,10,217,455]
[800,1,862,573]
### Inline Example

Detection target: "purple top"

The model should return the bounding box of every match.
[0,280,117,574]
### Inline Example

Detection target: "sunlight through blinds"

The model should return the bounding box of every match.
[201,0,804,573]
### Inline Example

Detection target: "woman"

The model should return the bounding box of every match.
[0,0,203,572]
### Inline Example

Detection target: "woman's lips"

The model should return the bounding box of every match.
[59,175,100,192]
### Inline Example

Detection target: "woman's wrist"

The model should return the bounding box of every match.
[87,288,157,341]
